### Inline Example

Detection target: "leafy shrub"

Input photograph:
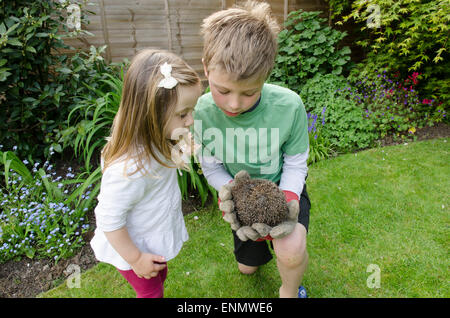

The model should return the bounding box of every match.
[307,109,335,165]
[60,68,125,171]
[0,1,120,160]
[346,70,446,139]
[301,73,378,152]
[338,0,449,107]
[52,46,126,159]
[269,10,351,93]
[177,159,217,207]
[0,149,99,263]
[325,0,352,20]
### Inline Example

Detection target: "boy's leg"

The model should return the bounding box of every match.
[232,230,272,274]
[273,223,308,297]
[232,183,311,291]
[238,263,258,275]
[273,184,311,297]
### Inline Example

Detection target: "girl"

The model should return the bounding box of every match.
[90,49,202,298]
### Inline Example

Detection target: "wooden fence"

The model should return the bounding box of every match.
[65,0,328,78]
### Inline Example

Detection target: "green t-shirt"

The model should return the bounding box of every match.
[193,83,308,183]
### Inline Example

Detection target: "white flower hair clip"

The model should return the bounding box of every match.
[157,62,178,89]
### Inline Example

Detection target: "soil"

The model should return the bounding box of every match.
[0,122,448,298]
[377,122,450,148]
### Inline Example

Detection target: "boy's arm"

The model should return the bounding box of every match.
[198,155,233,192]
[278,148,309,199]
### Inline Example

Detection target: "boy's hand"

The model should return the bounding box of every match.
[267,199,299,239]
[129,252,166,279]
[218,179,241,231]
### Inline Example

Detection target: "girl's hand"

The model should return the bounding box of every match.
[130,253,166,279]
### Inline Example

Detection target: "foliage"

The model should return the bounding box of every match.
[338,0,450,107]
[307,109,335,165]
[269,10,351,93]
[346,69,447,139]
[325,0,353,20]
[177,159,217,208]
[51,46,126,160]
[0,149,100,263]
[0,0,121,160]
[61,68,125,172]
[301,73,378,152]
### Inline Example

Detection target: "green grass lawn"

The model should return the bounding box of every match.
[40,138,449,298]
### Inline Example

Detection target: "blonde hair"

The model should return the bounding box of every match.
[102,49,200,175]
[201,0,280,81]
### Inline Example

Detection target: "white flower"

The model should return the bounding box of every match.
[171,132,201,171]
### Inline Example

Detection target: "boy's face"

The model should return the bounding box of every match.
[166,83,202,140]
[205,66,264,117]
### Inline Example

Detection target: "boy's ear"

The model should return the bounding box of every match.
[202,58,209,78]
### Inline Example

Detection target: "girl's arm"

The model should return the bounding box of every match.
[104,227,166,279]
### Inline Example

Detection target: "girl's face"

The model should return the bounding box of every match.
[166,83,202,140]
[205,67,264,117]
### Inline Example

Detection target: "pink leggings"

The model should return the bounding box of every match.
[117,265,168,298]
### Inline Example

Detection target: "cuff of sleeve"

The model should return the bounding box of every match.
[283,190,299,202]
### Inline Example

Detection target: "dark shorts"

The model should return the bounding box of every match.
[231,184,311,267]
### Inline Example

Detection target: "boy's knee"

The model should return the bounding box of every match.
[277,244,307,269]
[274,224,308,268]
[238,263,258,275]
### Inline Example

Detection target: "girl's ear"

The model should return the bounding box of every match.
[202,58,209,78]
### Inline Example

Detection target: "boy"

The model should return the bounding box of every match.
[193,1,310,298]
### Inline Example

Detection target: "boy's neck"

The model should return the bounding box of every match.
[242,96,261,114]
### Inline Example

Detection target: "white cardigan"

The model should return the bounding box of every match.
[90,154,189,270]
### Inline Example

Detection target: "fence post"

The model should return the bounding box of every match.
[284,0,288,22]
[99,0,111,62]
[164,0,173,51]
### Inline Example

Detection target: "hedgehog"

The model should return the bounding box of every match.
[219,170,299,241]
[231,176,288,227]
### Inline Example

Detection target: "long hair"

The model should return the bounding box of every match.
[101,49,200,175]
